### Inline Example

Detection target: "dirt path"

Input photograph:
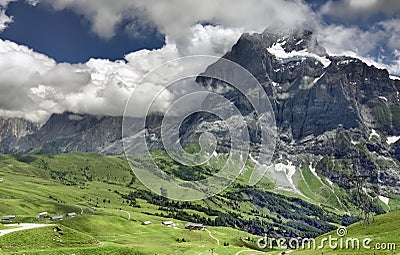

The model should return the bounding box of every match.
[206,229,219,245]
[234,249,265,255]
[0,223,54,237]
[120,210,131,220]
[75,205,84,214]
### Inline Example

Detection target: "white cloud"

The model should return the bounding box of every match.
[40,0,315,49]
[316,25,381,56]
[0,0,14,32]
[313,20,400,74]
[31,0,399,73]
[0,24,243,122]
[0,0,400,123]
[0,39,55,118]
[185,24,242,56]
[379,19,400,51]
[320,0,400,21]
[25,0,39,6]
[0,10,12,32]
[0,0,14,5]
[317,1,400,72]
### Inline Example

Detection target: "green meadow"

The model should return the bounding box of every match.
[0,153,399,254]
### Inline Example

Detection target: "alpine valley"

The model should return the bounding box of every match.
[0,28,399,255]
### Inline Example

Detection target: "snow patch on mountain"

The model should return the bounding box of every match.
[68,114,84,121]
[378,195,390,209]
[309,162,322,183]
[326,178,333,187]
[313,72,325,84]
[389,75,400,81]
[272,162,298,192]
[378,96,388,102]
[369,129,380,140]
[267,42,331,68]
[387,136,400,145]
[337,59,356,65]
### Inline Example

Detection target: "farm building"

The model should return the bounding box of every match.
[185,223,206,230]
[36,212,48,219]
[0,177,3,183]
[162,221,176,227]
[1,215,16,221]
[66,212,76,217]
[50,215,64,221]
[142,221,152,225]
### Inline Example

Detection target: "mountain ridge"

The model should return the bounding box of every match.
[0,28,399,198]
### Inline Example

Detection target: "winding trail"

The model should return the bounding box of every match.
[206,229,219,245]
[120,210,131,220]
[234,249,265,255]
[76,205,84,214]
[0,223,54,237]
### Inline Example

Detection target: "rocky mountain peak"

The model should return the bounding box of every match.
[0,117,38,141]
[231,27,327,57]
[261,27,327,57]
[218,28,330,85]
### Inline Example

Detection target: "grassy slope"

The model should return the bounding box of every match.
[292,211,400,255]
[0,153,399,254]
[239,211,400,255]
[0,154,262,254]
[296,163,346,211]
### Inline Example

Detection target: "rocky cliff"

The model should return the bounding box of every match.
[190,28,400,196]
[1,28,400,198]
[0,112,123,155]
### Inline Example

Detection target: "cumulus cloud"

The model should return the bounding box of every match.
[0,24,243,122]
[316,1,400,72]
[31,0,399,70]
[379,19,400,51]
[313,18,400,74]
[186,24,242,56]
[0,0,14,32]
[316,25,380,56]
[320,0,400,21]
[0,0,400,123]
[40,0,316,50]
[0,39,56,120]
[315,26,380,68]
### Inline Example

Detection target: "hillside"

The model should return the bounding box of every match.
[0,153,254,254]
[240,211,400,255]
[0,29,398,208]
[0,153,399,254]
[0,28,400,255]
[0,153,381,252]
[293,211,400,255]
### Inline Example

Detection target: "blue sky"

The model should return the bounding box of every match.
[0,1,164,63]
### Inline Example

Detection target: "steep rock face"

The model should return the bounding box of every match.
[222,28,327,85]
[191,29,400,195]
[0,28,399,196]
[200,29,400,141]
[0,112,123,154]
[0,117,39,148]
[325,57,400,133]
[0,117,38,140]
